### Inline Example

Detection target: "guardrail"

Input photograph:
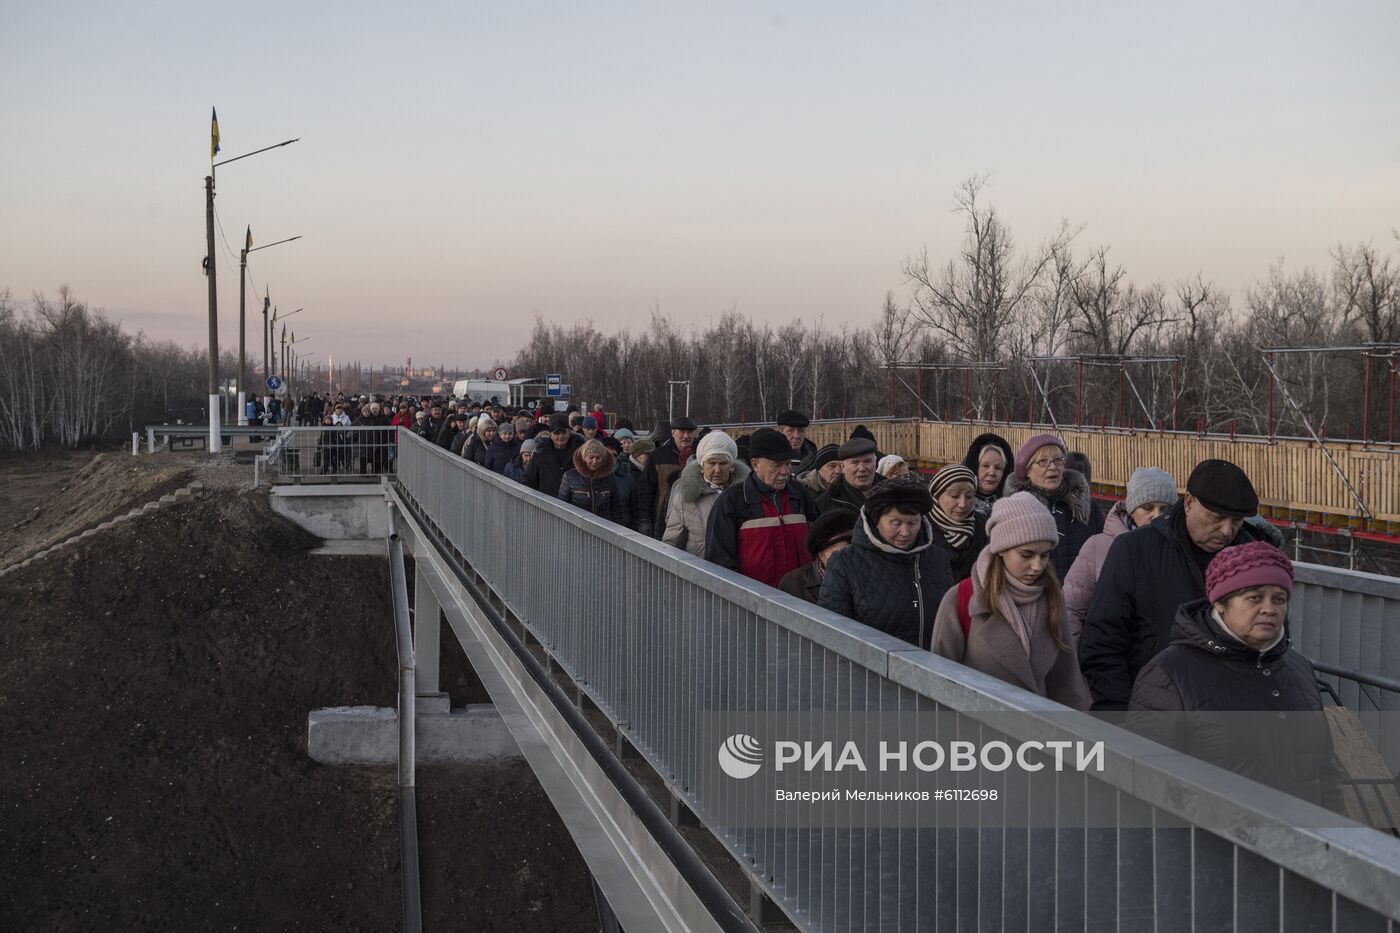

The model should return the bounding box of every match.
[392,428,1400,930]
[260,426,398,483]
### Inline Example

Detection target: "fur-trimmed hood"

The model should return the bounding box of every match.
[570,446,616,480]
[672,458,750,504]
[1005,468,1093,525]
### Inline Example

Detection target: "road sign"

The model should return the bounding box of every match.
[546,373,562,397]
[266,375,284,393]
[492,366,509,382]
[560,383,572,398]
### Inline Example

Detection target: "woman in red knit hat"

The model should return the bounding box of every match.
[1128,541,1343,810]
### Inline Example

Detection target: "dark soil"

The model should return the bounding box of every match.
[0,486,597,932]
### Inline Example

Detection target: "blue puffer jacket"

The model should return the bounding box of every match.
[819,508,954,649]
[483,437,518,474]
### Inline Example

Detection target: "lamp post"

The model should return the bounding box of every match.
[270,306,303,381]
[204,133,299,451]
[238,235,301,423]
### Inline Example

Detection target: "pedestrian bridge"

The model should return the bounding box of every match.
[254,427,1400,930]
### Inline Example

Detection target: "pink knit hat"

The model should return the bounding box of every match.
[986,492,1059,554]
[1014,433,1066,478]
[1206,541,1293,603]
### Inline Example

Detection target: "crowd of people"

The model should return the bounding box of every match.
[294,390,1342,809]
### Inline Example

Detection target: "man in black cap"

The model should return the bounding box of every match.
[776,409,817,467]
[704,427,819,588]
[1079,458,1271,710]
[638,415,697,536]
[815,436,884,516]
[524,412,584,497]
[796,443,842,497]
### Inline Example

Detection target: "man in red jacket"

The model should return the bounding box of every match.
[703,428,818,588]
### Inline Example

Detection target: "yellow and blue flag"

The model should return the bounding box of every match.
[211,107,221,160]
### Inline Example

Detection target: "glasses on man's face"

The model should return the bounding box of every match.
[1032,457,1066,469]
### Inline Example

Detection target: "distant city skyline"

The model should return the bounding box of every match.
[2,1,1396,369]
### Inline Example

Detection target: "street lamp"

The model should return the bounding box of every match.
[238,235,301,423]
[204,130,299,451]
[270,306,302,381]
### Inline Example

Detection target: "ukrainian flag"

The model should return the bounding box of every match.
[211,107,221,160]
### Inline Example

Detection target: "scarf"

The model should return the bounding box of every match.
[929,465,977,549]
[973,549,1047,657]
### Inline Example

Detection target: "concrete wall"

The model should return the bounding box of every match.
[269,485,390,540]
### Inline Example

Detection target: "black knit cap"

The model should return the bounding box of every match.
[806,508,857,555]
[1186,459,1258,518]
[776,409,811,428]
[798,443,840,473]
[749,427,792,462]
[863,474,933,518]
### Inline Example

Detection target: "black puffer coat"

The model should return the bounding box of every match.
[524,433,583,497]
[557,448,630,526]
[818,508,954,649]
[1004,469,1103,579]
[962,432,1015,515]
[483,437,518,474]
[1128,599,1343,811]
[1079,503,1268,710]
[931,510,989,583]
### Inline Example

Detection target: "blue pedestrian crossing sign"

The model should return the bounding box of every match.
[266,375,284,393]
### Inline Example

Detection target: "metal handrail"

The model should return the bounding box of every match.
[387,506,422,933]
[392,427,1400,928]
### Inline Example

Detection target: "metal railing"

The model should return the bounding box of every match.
[391,429,1400,930]
[261,425,399,483]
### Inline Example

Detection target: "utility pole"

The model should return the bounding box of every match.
[262,290,271,386]
[204,174,222,453]
[238,239,247,423]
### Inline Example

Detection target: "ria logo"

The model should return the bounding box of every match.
[717,734,763,779]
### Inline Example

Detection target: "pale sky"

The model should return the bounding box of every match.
[1,1,1396,370]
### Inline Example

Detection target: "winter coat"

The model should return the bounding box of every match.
[788,437,818,468]
[796,468,828,499]
[815,474,883,516]
[703,473,818,589]
[504,454,529,484]
[662,460,751,557]
[612,456,650,534]
[932,510,989,583]
[483,437,518,474]
[1004,469,1103,579]
[778,561,823,604]
[1128,599,1343,810]
[1062,500,1133,643]
[557,448,630,526]
[524,433,584,498]
[962,432,1015,516]
[639,438,691,536]
[929,562,1090,710]
[1077,503,1269,711]
[819,509,954,649]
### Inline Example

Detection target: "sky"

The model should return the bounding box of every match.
[1,1,1397,371]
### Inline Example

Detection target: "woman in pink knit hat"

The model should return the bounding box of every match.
[1128,541,1343,809]
[930,492,1090,709]
[1004,432,1103,580]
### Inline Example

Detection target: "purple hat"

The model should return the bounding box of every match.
[1014,433,1066,478]
[986,491,1059,554]
[1206,541,1293,603]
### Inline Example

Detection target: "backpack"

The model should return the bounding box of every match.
[955,577,975,637]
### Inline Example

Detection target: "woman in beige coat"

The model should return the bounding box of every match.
[663,431,748,557]
[931,491,1090,710]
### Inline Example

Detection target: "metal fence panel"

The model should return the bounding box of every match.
[390,429,1400,931]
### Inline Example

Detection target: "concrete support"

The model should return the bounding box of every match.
[307,702,519,765]
[414,564,442,696]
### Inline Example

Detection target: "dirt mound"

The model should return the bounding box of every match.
[0,486,596,930]
[0,452,193,568]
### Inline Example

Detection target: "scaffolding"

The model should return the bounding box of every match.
[885,360,1007,422]
[1026,354,1183,433]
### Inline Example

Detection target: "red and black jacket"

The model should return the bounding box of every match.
[703,473,817,589]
